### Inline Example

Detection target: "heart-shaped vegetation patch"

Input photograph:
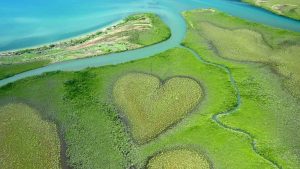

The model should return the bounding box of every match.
[147,149,211,169]
[113,73,203,144]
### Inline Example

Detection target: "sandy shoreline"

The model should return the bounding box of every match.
[0,19,123,54]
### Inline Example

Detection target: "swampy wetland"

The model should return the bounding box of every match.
[0,0,300,169]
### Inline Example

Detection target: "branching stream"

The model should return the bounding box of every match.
[181,45,282,169]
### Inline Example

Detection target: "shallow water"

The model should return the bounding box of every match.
[0,0,299,86]
[1,0,300,51]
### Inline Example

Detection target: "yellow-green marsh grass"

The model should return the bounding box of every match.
[147,149,211,169]
[0,103,60,169]
[113,73,203,144]
[189,15,300,97]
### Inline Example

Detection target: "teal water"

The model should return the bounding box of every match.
[0,0,299,86]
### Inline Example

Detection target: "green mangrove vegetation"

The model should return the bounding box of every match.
[0,8,299,169]
[0,47,276,169]
[243,0,300,20]
[183,9,300,169]
[0,60,49,80]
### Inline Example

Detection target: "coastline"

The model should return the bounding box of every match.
[0,13,172,80]
[0,32,171,81]
[0,20,123,54]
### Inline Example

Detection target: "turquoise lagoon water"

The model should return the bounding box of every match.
[0,0,299,86]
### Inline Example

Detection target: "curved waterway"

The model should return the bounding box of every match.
[0,0,300,86]
[183,45,282,168]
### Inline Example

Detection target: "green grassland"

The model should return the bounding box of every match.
[242,0,300,20]
[183,9,300,168]
[0,13,170,80]
[147,149,211,169]
[0,103,60,169]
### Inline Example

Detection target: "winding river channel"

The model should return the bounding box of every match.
[0,0,299,86]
